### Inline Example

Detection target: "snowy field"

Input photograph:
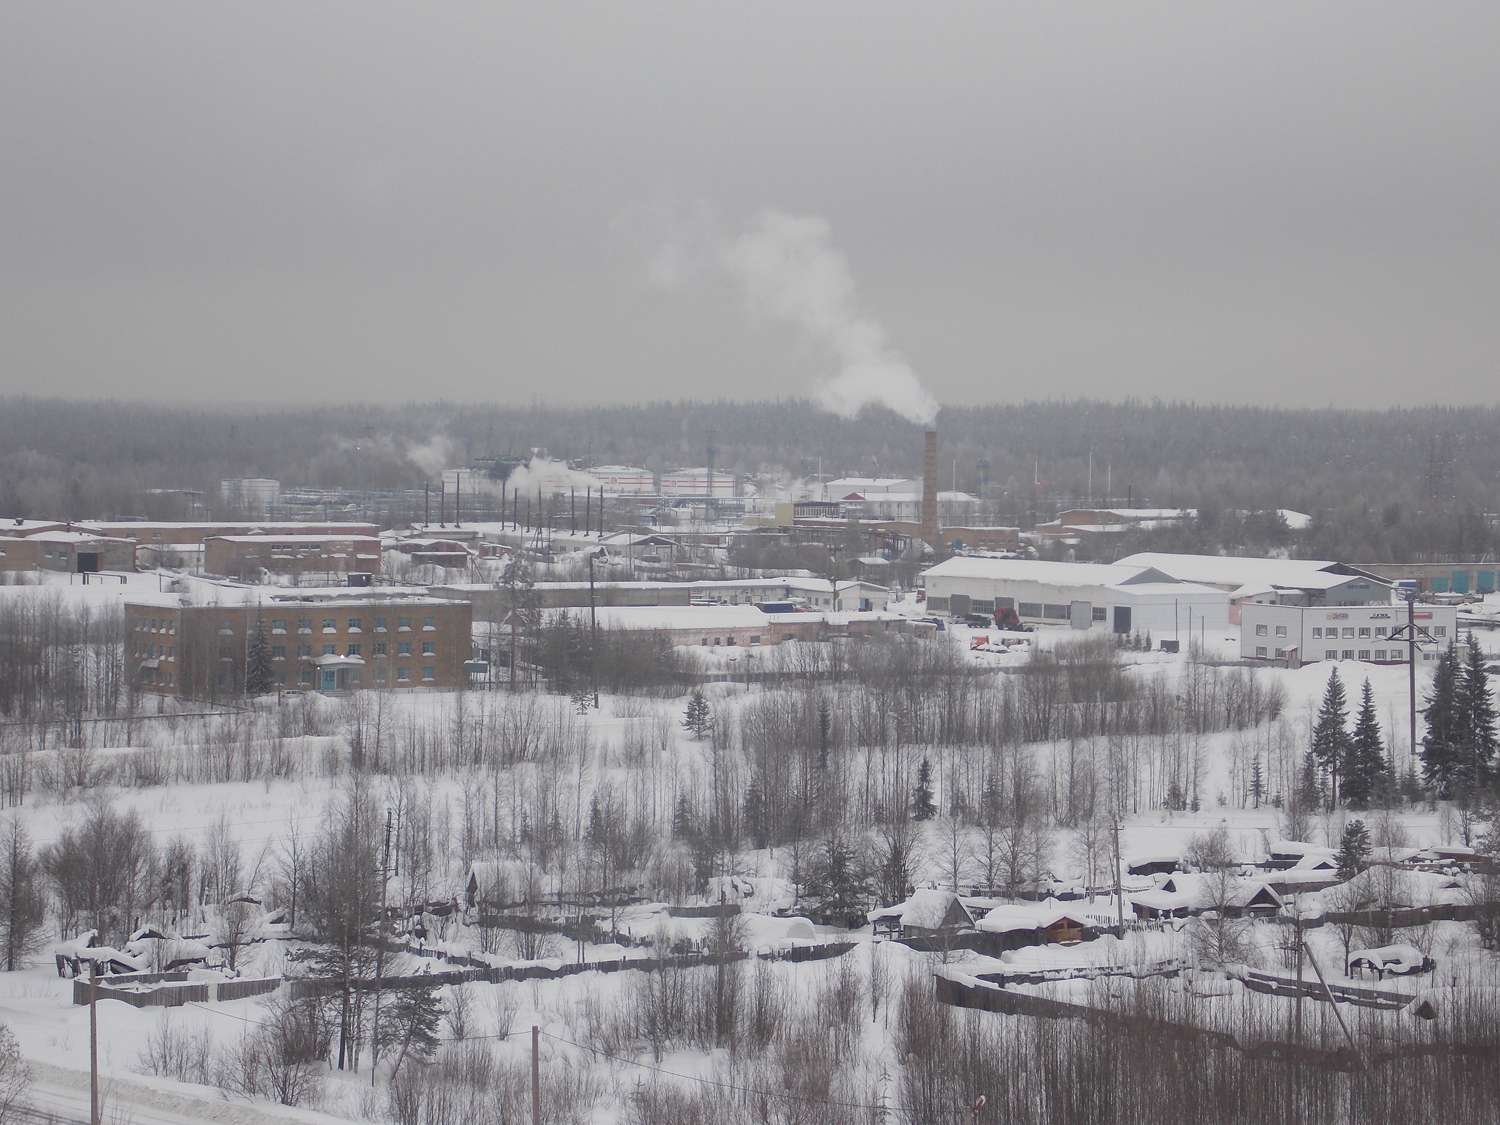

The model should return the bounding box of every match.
[3,573,1500,1123]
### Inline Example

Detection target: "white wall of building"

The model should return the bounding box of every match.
[1241,603,1457,665]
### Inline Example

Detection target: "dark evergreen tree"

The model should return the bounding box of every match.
[912,757,936,821]
[671,795,694,841]
[742,779,769,850]
[683,690,712,740]
[1296,752,1323,814]
[803,834,869,927]
[1248,754,1264,810]
[1343,679,1390,809]
[1165,779,1186,812]
[1457,633,1500,795]
[1309,669,1353,806]
[1335,819,1372,881]
[1423,641,1463,797]
[244,615,275,696]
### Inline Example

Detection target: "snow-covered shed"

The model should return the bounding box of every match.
[974,903,1094,949]
[868,889,975,938]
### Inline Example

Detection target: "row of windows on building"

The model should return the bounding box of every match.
[222,666,436,687]
[256,615,436,635]
[1255,646,1409,662]
[136,614,441,635]
[1254,624,1449,640]
[211,641,439,661]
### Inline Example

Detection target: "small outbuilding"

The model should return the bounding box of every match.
[868,889,975,939]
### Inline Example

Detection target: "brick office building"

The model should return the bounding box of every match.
[125,595,472,698]
[203,534,383,580]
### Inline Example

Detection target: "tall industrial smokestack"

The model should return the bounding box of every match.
[921,430,938,548]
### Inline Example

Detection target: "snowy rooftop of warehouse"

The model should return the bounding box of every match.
[1115,552,1370,592]
[208,533,381,543]
[0,518,67,535]
[921,558,1175,587]
[546,604,817,631]
[22,529,135,544]
[83,520,377,533]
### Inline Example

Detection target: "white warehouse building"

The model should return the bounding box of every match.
[1240,602,1458,667]
[921,558,1231,637]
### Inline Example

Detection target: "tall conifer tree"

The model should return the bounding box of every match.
[1343,679,1389,809]
[1423,641,1463,797]
[244,615,274,696]
[1457,633,1499,795]
[1310,669,1353,806]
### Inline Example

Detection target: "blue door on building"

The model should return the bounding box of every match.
[321,668,336,692]
[1481,571,1496,593]
[1452,570,1471,594]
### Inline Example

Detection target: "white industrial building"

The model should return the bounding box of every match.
[921,557,1231,636]
[1240,603,1457,666]
[1116,553,1390,623]
[589,466,656,495]
[660,469,736,498]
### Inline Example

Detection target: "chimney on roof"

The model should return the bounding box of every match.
[921,430,938,547]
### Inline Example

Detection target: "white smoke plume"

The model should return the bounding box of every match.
[647,205,939,426]
[499,457,602,497]
[406,435,457,478]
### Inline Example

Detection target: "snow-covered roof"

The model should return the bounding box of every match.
[210,533,380,544]
[25,530,134,545]
[552,605,823,632]
[1115,552,1367,592]
[1347,944,1426,972]
[1269,841,1337,859]
[868,888,972,930]
[974,902,1091,934]
[922,558,1174,588]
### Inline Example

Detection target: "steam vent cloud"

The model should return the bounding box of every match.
[651,207,940,426]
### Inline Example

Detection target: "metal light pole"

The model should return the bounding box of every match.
[588,548,606,708]
[89,957,99,1125]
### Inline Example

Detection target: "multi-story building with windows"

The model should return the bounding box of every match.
[124,594,472,698]
[1240,602,1458,666]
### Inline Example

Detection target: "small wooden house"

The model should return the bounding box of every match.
[975,903,1096,950]
[868,889,975,939]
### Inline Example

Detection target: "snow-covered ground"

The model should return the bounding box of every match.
[5,572,1500,1121]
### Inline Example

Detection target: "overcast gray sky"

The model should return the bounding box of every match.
[1,3,1496,409]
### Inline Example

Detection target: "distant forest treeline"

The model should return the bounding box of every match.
[1,396,1497,562]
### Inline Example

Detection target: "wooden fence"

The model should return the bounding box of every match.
[71,975,282,1007]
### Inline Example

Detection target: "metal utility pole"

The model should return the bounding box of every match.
[1387,592,1437,771]
[89,957,99,1125]
[588,549,604,708]
[532,1025,541,1125]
